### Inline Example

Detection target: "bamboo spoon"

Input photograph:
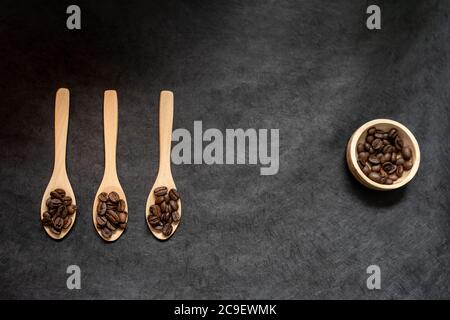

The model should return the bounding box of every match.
[40,88,77,240]
[92,90,128,242]
[146,91,182,240]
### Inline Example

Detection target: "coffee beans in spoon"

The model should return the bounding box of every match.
[95,191,127,239]
[41,188,76,235]
[357,127,414,185]
[147,187,180,237]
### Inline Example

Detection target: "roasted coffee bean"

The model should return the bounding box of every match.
[50,198,62,207]
[149,205,161,217]
[63,217,72,229]
[364,142,371,151]
[55,188,66,197]
[383,145,393,154]
[106,211,119,224]
[382,162,397,174]
[155,196,165,205]
[374,130,385,139]
[162,223,173,237]
[372,139,383,150]
[42,212,52,226]
[101,227,112,239]
[97,201,105,214]
[170,200,178,211]
[108,191,120,203]
[51,227,61,235]
[368,172,381,182]
[358,152,369,162]
[50,191,63,200]
[96,216,107,227]
[396,165,404,177]
[98,192,108,202]
[172,211,180,222]
[60,207,68,219]
[366,135,375,144]
[396,158,405,166]
[394,136,403,150]
[389,174,398,181]
[391,152,397,162]
[164,194,170,203]
[118,199,126,212]
[404,159,413,170]
[357,143,365,153]
[160,201,167,212]
[119,223,127,230]
[388,128,398,139]
[362,165,371,175]
[154,223,164,231]
[62,196,72,206]
[368,127,376,135]
[385,178,393,185]
[169,189,180,201]
[53,216,64,230]
[368,154,380,164]
[371,164,381,172]
[162,212,170,223]
[154,186,168,196]
[357,159,365,169]
[148,215,160,226]
[119,212,127,224]
[106,221,116,231]
[106,209,116,217]
[107,203,117,210]
[55,205,64,216]
[402,147,412,160]
[99,204,107,217]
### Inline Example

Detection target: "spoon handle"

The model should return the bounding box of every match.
[158,91,174,174]
[53,88,70,175]
[103,90,119,179]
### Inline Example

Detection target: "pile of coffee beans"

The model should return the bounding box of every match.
[95,191,127,239]
[42,188,76,235]
[357,127,414,184]
[147,187,181,237]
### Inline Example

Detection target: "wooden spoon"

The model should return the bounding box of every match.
[40,88,77,240]
[92,90,128,242]
[146,91,182,240]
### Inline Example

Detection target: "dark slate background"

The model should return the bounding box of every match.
[0,0,449,299]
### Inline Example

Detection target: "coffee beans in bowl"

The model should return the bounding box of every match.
[95,191,127,239]
[346,119,420,190]
[147,187,181,238]
[356,126,413,185]
[41,188,76,235]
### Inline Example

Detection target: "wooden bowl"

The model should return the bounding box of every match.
[346,119,420,190]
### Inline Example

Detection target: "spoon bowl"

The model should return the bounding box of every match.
[146,91,182,240]
[40,88,77,240]
[92,90,128,242]
[92,181,128,242]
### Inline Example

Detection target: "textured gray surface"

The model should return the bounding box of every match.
[0,0,449,299]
